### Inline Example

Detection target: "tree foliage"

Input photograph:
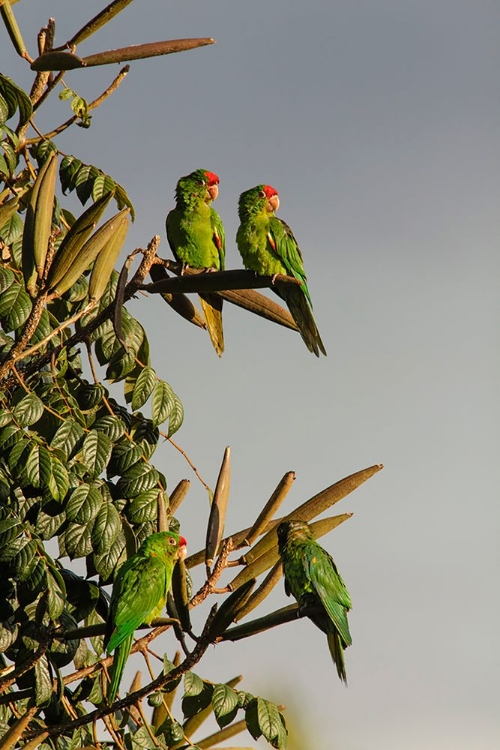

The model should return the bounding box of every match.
[0,3,382,749]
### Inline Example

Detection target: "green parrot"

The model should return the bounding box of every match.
[236,185,326,356]
[166,169,226,356]
[104,530,187,703]
[277,519,352,683]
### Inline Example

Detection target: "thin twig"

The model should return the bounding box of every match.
[166,436,212,494]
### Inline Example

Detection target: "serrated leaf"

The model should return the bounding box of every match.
[82,430,112,479]
[129,725,157,750]
[35,655,53,706]
[75,164,99,205]
[168,393,183,437]
[182,680,214,719]
[47,570,66,620]
[127,489,159,524]
[66,484,102,523]
[92,414,125,441]
[60,155,82,195]
[92,530,126,582]
[183,671,205,698]
[63,521,94,559]
[13,392,44,426]
[108,440,143,476]
[212,683,240,728]
[48,456,70,502]
[91,501,121,555]
[0,211,23,245]
[50,419,85,459]
[92,173,116,201]
[26,444,51,488]
[117,462,159,498]
[245,698,286,748]
[151,380,174,428]
[0,281,32,331]
[0,266,15,293]
[131,366,156,411]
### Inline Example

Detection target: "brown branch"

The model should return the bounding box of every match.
[189,538,234,609]
[22,610,218,742]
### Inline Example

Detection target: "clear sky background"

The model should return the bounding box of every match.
[2,2,500,749]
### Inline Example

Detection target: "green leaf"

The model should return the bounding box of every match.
[151,380,174,428]
[13,392,44,426]
[91,501,121,555]
[246,698,287,749]
[0,74,33,126]
[92,414,126,441]
[92,174,116,201]
[0,266,15,293]
[60,155,82,194]
[47,570,66,619]
[131,366,157,411]
[0,212,23,245]
[108,440,143,476]
[183,671,205,698]
[212,683,239,728]
[129,725,157,750]
[92,530,125,581]
[126,489,159,524]
[51,419,85,459]
[35,655,53,706]
[26,444,52,488]
[82,430,112,479]
[48,456,70,502]
[66,484,102,523]
[63,521,94,559]
[116,462,159,498]
[0,423,20,450]
[0,281,32,332]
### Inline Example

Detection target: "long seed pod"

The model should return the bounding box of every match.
[46,190,114,293]
[243,464,383,566]
[22,151,57,296]
[244,471,295,547]
[205,446,231,570]
[88,212,129,301]
[168,479,190,515]
[171,558,191,632]
[49,207,128,297]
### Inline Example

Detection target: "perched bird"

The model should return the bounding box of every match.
[105,531,187,703]
[236,185,326,356]
[166,169,225,356]
[277,519,351,682]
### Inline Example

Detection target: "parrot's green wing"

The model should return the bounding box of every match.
[303,544,352,647]
[106,555,169,652]
[210,207,225,271]
[267,217,312,306]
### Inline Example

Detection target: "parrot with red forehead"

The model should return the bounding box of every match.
[166,169,225,356]
[236,184,326,356]
[104,531,187,703]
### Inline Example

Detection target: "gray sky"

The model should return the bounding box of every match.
[2,2,500,748]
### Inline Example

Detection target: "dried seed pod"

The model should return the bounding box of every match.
[46,190,114,294]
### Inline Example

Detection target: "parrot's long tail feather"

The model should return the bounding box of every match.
[327,628,348,684]
[107,633,133,704]
[280,286,327,357]
[199,293,224,357]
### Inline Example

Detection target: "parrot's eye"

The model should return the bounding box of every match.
[197,179,206,186]
[258,190,266,198]
[168,537,176,545]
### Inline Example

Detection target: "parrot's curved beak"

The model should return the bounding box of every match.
[178,536,187,561]
[267,194,280,212]
[207,183,219,202]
